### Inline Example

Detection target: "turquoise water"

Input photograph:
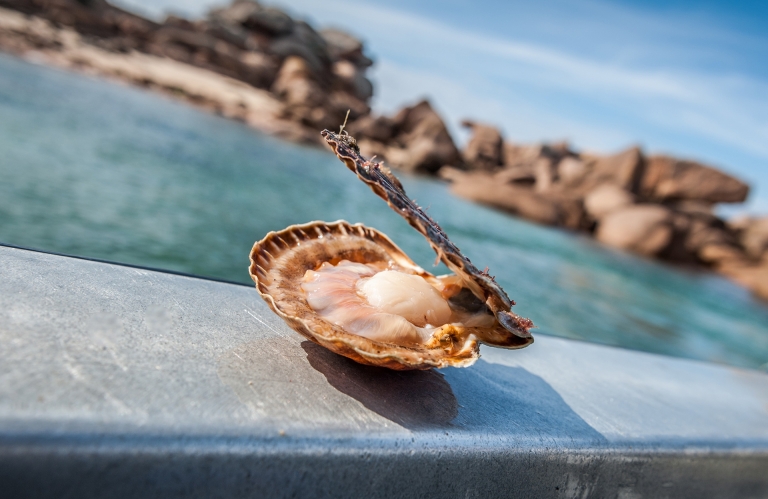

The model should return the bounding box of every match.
[2,53,768,370]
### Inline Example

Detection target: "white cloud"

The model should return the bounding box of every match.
[370,59,636,150]
[290,0,768,157]
[116,0,768,211]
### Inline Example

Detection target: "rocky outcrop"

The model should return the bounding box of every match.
[0,0,373,143]
[461,120,503,171]
[442,121,768,300]
[595,205,673,257]
[441,169,583,228]
[733,216,768,259]
[349,100,462,174]
[641,156,749,204]
[583,184,635,220]
[0,0,461,160]
[708,216,768,300]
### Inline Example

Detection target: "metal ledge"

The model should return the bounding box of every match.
[1,246,767,498]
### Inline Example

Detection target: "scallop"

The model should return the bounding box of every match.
[248,130,534,370]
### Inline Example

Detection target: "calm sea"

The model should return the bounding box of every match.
[2,53,767,370]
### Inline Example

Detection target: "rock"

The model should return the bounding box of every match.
[208,0,261,26]
[271,55,324,108]
[348,115,395,143]
[502,142,544,168]
[678,219,742,265]
[596,205,673,257]
[584,184,634,220]
[163,15,196,30]
[319,28,371,67]
[448,172,560,225]
[446,170,584,228]
[150,26,272,86]
[369,100,462,173]
[461,120,503,171]
[269,54,365,132]
[589,146,644,193]
[500,140,577,187]
[328,101,456,173]
[670,200,717,221]
[203,19,253,50]
[533,157,555,192]
[242,6,293,36]
[684,219,733,251]
[323,90,369,125]
[331,59,373,101]
[437,166,465,182]
[641,156,749,203]
[319,28,360,56]
[726,215,752,233]
[269,21,330,75]
[239,50,278,88]
[698,244,746,265]
[397,100,463,173]
[152,26,216,52]
[557,157,586,184]
[738,217,768,260]
[493,165,536,187]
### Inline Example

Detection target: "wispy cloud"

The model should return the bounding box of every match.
[370,59,636,150]
[117,0,768,212]
[288,0,768,156]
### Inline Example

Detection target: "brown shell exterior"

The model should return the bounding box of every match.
[250,220,487,370]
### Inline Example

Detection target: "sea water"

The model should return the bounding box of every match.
[2,53,767,370]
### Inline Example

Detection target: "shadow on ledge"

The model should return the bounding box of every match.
[304,341,606,444]
[301,341,458,429]
[442,359,608,444]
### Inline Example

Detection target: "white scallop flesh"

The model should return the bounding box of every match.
[358,270,452,327]
[301,260,452,344]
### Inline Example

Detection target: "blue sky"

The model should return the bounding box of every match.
[117,0,768,215]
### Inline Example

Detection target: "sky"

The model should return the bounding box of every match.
[116,0,768,215]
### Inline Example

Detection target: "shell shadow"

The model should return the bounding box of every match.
[303,341,606,444]
[301,341,458,429]
[442,357,608,444]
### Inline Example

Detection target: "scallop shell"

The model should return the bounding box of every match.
[248,130,534,370]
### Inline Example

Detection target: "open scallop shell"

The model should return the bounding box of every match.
[248,130,534,370]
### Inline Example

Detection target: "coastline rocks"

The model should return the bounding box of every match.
[584,184,635,220]
[208,0,261,26]
[331,59,373,101]
[589,146,644,193]
[596,205,673,257]
[733,216,768,260]
[461,120,503,171]
[641,156,749,203]
[270,56,367,132]
[269,21,330,75]
[271,55,324,116]
[448,120,764,300]
[557,157,587,185]
[350,100,462,173]
[243,6,293,36]
[320,28,372,68]
[0,0,375,143]
[441,169,584,229]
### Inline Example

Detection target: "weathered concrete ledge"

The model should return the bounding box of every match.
[1,245,767,498]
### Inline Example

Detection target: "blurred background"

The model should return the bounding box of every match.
[1,0,768,370]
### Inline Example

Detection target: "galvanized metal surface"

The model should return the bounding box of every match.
[1,245,767,498]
